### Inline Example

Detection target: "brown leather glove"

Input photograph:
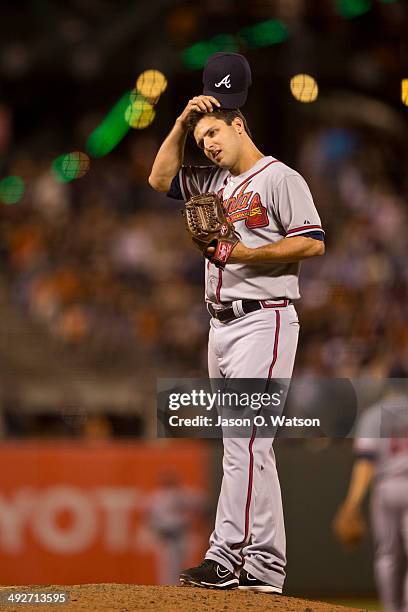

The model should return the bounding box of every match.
[182,193,239,270]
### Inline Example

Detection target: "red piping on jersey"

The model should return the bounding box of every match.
[228,160,280,202]
[216,269,223,304]
[213,160,280,303]
[286,225,323,235]
[205,260,211,302]
[267,310,281,379]
[234,310,281,559]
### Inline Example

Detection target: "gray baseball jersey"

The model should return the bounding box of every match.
[168,156,325,303]
[354,393,408,481]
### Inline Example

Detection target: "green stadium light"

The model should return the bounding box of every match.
[211,34,239,53]
[86,91,131,158]
[239,20,288,48]
[0,176,25,205]
[183,42,216,70]
[335,0,371,18]
[182,36,238,70]
[182,20,288,70]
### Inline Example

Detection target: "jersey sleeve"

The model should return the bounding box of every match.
[167,165,218,201]
[353,406,381,460]
[272,174,325,240]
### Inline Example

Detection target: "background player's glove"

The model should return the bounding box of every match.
[182,193,239,269]
[332,503,367,549]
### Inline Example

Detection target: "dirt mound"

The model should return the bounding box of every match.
[0,584,367,612]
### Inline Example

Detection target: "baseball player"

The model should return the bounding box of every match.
[144,472,207,585]
[148,53,325,593]
[334,375,408,612]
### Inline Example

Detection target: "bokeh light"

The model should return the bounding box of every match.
[239,20,288,48]
[336,0,371,18]
[402,79,408,106]
[182,42,219,70]
[290,74,319,103]
[86,91,131,158]
[0,175,25,204]
[182,34,240,70]
[182,20,288,69]
[125,95,156,129]
[135,70,167,101]
[52,152,90,182]
[210,34,238,53]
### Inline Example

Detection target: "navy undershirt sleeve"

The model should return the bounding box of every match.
[299,230,325,241]
[167,174,183,200]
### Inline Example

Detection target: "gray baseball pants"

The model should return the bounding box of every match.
[371,478,408,612]
[205,304,300,589]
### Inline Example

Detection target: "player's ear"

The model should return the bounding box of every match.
[232,117,244,134]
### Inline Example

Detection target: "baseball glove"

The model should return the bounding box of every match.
[333,503,367,549]
[182,193,239,269]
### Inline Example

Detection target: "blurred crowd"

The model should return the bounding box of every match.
[296,121,408,378]
[0,137,209,379]
[1,115,407,388]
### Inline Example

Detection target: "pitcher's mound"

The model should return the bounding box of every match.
[0,584,368,611]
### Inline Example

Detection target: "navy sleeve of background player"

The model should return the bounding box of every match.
[354,450,378,462]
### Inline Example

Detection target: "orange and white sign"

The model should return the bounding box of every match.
[0,441,210,584]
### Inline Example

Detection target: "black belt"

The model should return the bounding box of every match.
[207,299,290,324]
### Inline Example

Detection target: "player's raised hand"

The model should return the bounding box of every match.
[177,95,221,127]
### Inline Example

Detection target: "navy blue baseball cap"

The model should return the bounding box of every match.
[202,52,252,109]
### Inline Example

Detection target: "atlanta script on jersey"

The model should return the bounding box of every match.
[168,156,325,304]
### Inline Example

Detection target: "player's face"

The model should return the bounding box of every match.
[193,117,242,169]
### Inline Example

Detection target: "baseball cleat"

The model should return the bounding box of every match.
[179,559,238,589]
[238,569,282,593]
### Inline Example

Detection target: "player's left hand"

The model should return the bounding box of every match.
[206,242,251,263]
[332,502,367,549]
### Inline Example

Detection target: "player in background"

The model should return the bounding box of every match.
[334,370,408,612]
[149,53,325,593]
[142,472,208,585]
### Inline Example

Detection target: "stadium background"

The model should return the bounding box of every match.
[0,1,406,608]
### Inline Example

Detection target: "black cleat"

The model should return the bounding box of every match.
[238,569,282,593]
[180,559,238,589]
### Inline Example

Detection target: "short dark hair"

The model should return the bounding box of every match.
[186,108,252,140]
